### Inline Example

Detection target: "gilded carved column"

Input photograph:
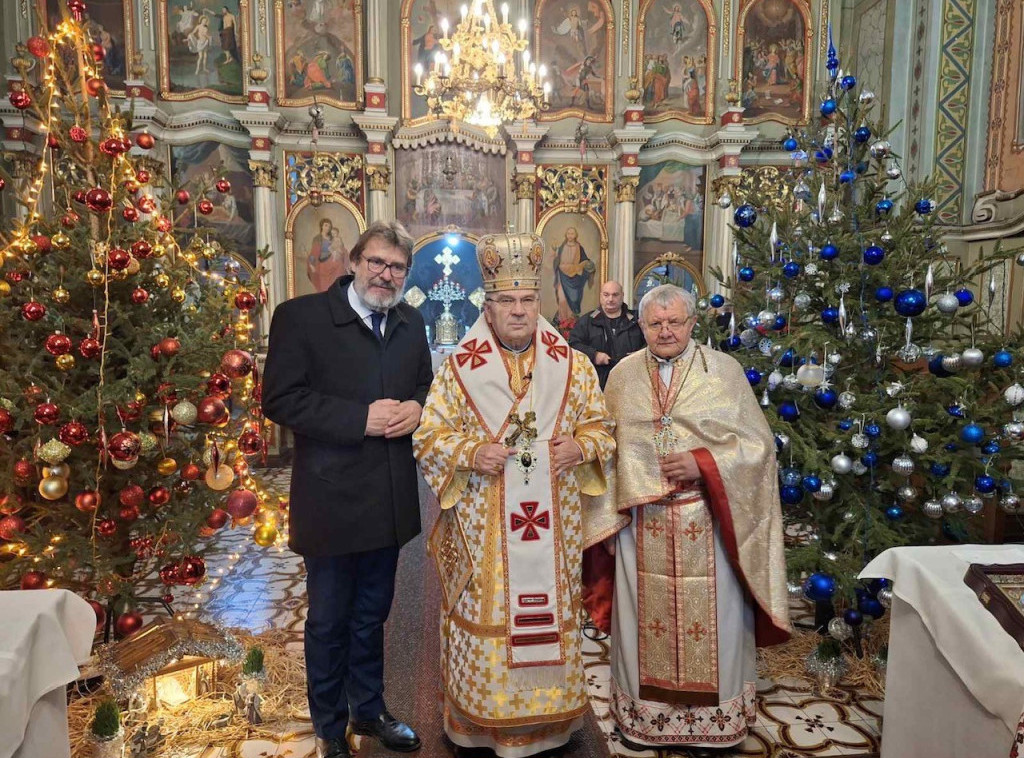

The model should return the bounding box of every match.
[249,158,282,316]
[365,163,393,222]
[611,176,639,286]
[512,173,536,234]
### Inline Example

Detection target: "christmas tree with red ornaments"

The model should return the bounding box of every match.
[0,0,281,640]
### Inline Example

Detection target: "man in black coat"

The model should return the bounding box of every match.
[262,220,430,758]
[568,280,646,388]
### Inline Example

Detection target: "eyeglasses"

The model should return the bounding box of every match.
[643,317,694,332]
[363,256,409,278]
[485,295,541,309]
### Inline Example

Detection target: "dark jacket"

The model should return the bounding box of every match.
[568,307,646,388]
[262,276,433,556]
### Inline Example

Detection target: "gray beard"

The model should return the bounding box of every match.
[355,280,403,311]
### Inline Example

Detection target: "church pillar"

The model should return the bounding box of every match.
[506,121,549,233]
[608,102,655,286]
[249,159,280,315]
[353,113,399,225]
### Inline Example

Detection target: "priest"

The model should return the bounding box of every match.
[585,283,791,750]
[413,231,616,757]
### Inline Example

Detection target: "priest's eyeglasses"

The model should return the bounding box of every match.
[643,316,695,333]
[364,256,409,278]
[486,295,541,309]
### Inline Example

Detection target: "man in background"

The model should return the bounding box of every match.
[568,280,645,388]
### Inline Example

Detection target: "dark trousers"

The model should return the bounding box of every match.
[304,546,400,740]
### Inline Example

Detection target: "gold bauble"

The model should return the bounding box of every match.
[253,524,278,547]
[171,287,186,303]
[223,440,238,453]
[235,331,251,345]
[56,354,76,371]
[156,457,178,476]
[254,509,275,526]
[0,282,11,297]
[154,273,170,288]
[18,238,38,255]
[202,245,217,259]
[52,232,71,249]
[39,475,69,500]
[126,257,141,276]
[53,286,70,304]
[185,304,198,314]
[43,463,71,478]
[182,251,198,265]
[160,233,175,247]
[134,391,147,405]
[110,268,129,281]
[152,244,166,258]
[204,463,235,491]
[86,269,106,287]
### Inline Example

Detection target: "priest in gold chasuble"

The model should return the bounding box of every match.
[413,232,616,757]
[584,284,791,750]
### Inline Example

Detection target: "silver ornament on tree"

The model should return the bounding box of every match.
[891,454,915,476]
[828,352,842,365]
[170,400,199,426]
[813,482,835,501]
[796,363,825,387]
[941,492,962,513]
[897,484,918,501]
[961,347,985,367]
[962,495,984,515]
[859,90,876,106]
[758,309,777,326]
[877,587,893,609]
[828,617,853,642]
[880,229,894,245]
[870,139,892,159]
[909,433,929,453]
[935,293,959,314]
[768,370,784,390]
[794,292,812,309]
[839,391,856,410]
[768,286,785,303]
[831,453,853,474]
[775,432,791,449]
[717,193,733,209]
[783,374,802,391]
[886,405,912,430]
[852,461,869,475]
[1000,494,1021,514]
[697,298,708,310]
[886,167,902,180]
[1004,421,1024,440]
[851,432,869,449]
[941,353,962,372]
[922,499,943,519]
[1004,383,1024,407]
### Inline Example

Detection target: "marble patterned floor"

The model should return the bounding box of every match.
[159,468,882,758]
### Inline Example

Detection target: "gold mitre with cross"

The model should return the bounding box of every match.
[476,231,545,292]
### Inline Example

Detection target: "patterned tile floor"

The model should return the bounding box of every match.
[167,469,881,758]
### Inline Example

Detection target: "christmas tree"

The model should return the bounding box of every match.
[703,28,1024,642]
[0,2,280,639]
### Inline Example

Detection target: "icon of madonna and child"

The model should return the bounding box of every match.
[306,217,351,293]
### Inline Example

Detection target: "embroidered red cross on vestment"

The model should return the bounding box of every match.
[685,620,707,642]
[456,338,492,369]
[510,501,550,541]
[683,521,705,542]
[541,330,568,362]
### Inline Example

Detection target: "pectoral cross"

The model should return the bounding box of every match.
[505,411,538,482]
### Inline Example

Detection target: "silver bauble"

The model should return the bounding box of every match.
[170,400,198,426]
[922,499,944,519]
[935,293,960,314]
[813,482,835,501]
[880,230,894,245]
[1000,494,1021,514]
[851,433,869,449]
[758,309,777,326]
[767,370,784,390]
[852,461,869,475]
[740,328,759,347]
[804,262,819,276]
[886,167,903,180]
[921,345,939,358]
[796,363,825,387]
[941,492,962,513]
[768,286,785,303]
[717,193,733,209]
[839,391,857,409]
[760,389,771,407]
[870,140,892,160]
[886,406,912,430]
[845,324,858,338]
[860,327,879,342]
[842,510,856,522]
[793,225,805,238]
[828,352,842,365]
[775,432,791,450]
[897,485,918,501]
[898,343,923,362]
[828,617,854,642]
[962,495,984,515]
[961,347,985,367]
[794,293,812,309]
[783,374,802,391]
[829,207,845,224]
[909,433,929,453]
[697,298,709,310]
[788,581,804,599]
[891,454,915,476]
[831,453,853,474]
[1004,383,1024,407]
[1004,421,1024,440]
[877,587,893,609]
[1016,251,1024,266]
[859,90,876,106]
[941,353,962,372]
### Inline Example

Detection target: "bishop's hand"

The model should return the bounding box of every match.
[550,435,584,476]
[473,443,515,476]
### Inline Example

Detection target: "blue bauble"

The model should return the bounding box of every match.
[782,136,799,152]
[783,261,801,278]
[945,442,959,452]
[975,474,996,494]
[859,597,885,619]
[815,150,830,164]
[820,98,838,117]
[738,266,755,282]
[804,573,837,602]
[862,451,878,467]
[885,504,905,521]
[709,293,726,308]
[843,608,863,627]
[863,245,885,265]
[875,286,894,302]
[915,198,934,215]
[930,462,951,477]
[961,423,985,444]
[954,288,974,306]
[867,578,890,595]
[745,368,762,385]
[773,315,787,330]
[778,400,800,422]
[993,350,1013,368]
[865,423,881,438]
[774,435,786,451]
[946,403,965,418]
[821,307,839,324]
[894,288,927,316]
[734,204,758,228]
[929,356,951,377]
[780,349,797,367]
[820,243,839,260]
[983,440,1001,455]
[781,467,803,486]
[840,74,858,91]
[839,169,856,184]
[803,475,822,493]
[875,198,894,215]
[780,485,804,504]
[727,335,742,349]
[839,419,853,431]
[854,126,872,143]
[815,388,838,409]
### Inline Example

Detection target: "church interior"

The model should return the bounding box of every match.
[1,0,1023,757]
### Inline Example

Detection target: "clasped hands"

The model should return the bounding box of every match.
[365,398,422,438]
[473,436,583,476]
[660,450,701,485]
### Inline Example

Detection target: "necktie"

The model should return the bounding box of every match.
[370,311,384,343]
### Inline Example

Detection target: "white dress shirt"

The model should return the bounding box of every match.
[347,280,387,336]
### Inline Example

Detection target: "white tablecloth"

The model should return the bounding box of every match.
[860,545,1024,758]
[0,589,96,758]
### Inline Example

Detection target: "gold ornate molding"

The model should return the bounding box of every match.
[712,167,791,210]
[723,0,732,59]
[248,159,278,189]
[287,152,364,202]
[4,151,37,179]
[537,165,607,218]
[512,174,536,200]
[365,163,391,192]
[614,176,639,203]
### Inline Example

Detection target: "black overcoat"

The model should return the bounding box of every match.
[262,276,433,556]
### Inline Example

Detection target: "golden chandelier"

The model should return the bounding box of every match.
[412,0,550,135]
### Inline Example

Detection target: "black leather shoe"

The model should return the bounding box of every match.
[315,736,352,758]
[350,710,421,752]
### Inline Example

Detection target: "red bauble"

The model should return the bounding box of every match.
[31,235,51,253]
[100,137,125,156]
[156,382,178,406]
[107,248,131,271]
[0,409,12,434]
[8,90,32,110]
[74,490,101,512]
[156,216,172,232]
[24,385,44,402]
[206,508,229,529]
[26,36,49,57]
[178,555,206,585]
[44,333,73,355]
[175,189,190,205]
[197,198,214,215]
[181,463,202,481]
[135,132,155,150]
[161,592,174,604]
[90,42,105,62]
[196,396,228,426]
[123,179,140,194]
[47,134,60,150]
[58,421,90,446]
[68,125,87,143]
[108,431,141,462]
[0,177,5,192]
[220,349,254,378]
[119,401,143,422]
[136,169,151,184]
[5,271,23,284]
[159,563,180,585]
[60,211,80,228]
[150,344,162,361]
[34,402,60,425]
[119,484,144,508]
[159,337,181,357]
[234,291,257,311]
[137,195,156,213]
[85,187,112,213]
[87,599,106,630]
[114,611,143,638]
[173,480,193,496]
[13,459,35,481]
[238,430,265,457]
[206,373,232,398]
[215,178,231,193]
[225,489,258,520]
[20,570,47,590]
[118,504,140,522]
[148,486,171,506]
[0,514,26,541]
[21,300,46,321]
[130,287,149,305]
[122,206,139,222]
[0,493,24,515]
[85,77,105,97]
[67,0,87,21]
[97,519,118,537]
[131,239,153,258]
[79,337,102,359]
[71,190,87,205]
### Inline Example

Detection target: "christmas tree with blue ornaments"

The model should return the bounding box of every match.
[702,27,1024,647]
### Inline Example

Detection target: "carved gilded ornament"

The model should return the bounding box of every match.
[4,152,37,179]
[614,176,639,203]
[512,174,536,200]
[248,159,278,189]
[537,165,606,217]
[287,153,364,203]
[366,164,392,191]
[714,166,791,211]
